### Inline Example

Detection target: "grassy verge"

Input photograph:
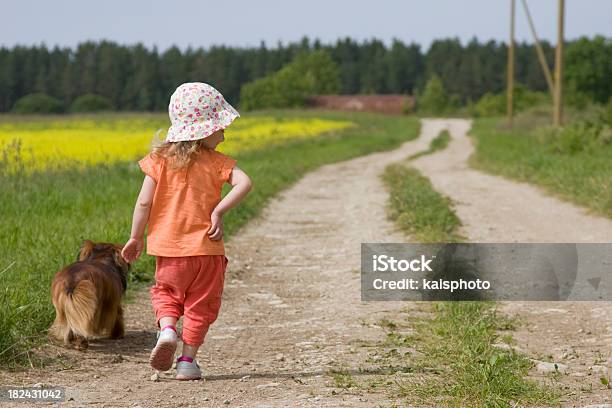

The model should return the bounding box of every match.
[0,110,419,368]
[383,164,463,243]
[407,129,451,161]
[469,113,612,219]
[382,130,463,243]
[371,135,560,406]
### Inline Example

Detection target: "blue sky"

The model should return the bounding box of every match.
[2,0,610,51]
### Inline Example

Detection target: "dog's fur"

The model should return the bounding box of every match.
[50,240,130,350]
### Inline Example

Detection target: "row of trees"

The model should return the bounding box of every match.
[0,36,609,112]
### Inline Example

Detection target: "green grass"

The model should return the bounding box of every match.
[0,110,420,368]
[382,168,463,243]
[383,128,461,243]
[378,134,559,406]
[407,129,451,160]
[469,116,612,219]
[389,303,560,407]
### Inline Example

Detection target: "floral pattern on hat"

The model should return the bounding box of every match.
[165,82,240,142]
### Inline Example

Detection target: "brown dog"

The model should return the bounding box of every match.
[50,240,130,350]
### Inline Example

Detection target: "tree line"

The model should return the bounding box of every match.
[0,36,609,112]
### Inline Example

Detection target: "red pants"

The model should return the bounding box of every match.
[150,255,228,346]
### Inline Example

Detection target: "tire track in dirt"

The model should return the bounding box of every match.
[1,127,438,408]
[411,118,612,407]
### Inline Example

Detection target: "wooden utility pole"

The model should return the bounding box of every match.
[507,0,515,126]
[553,0,565,126]
[521,0,554,95]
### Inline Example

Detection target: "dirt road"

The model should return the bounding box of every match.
[411,119,612,407]
[0,126,439,407]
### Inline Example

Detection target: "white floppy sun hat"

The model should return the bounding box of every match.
[165,82,240,142]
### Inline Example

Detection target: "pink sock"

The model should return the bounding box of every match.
[177,356,193,363]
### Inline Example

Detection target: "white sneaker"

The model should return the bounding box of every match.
[149,328,177,371]
[175,356,202,381]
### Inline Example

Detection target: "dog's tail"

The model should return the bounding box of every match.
[63,280,98,338]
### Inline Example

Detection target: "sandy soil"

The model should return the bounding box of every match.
[411,119,612,407]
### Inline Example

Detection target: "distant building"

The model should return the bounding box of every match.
[306,95,415,115]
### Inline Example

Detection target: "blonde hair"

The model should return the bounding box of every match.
[150,129,211,170]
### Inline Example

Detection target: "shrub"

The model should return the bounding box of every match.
[69,94,114,113]
[535,103,612,154]
[474,92,506,117]
[11,93,64,114]
[240,50,341,111]
[473,84,550,118]
[417,74,448,115]
[514,84,549,110]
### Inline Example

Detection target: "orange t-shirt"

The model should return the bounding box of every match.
[138,148,237,257]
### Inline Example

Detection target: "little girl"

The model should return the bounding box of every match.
[121,82,252,380]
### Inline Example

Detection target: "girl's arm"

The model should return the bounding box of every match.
[208,167,252,241]
[122,175,157,262]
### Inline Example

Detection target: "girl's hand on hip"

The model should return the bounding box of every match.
[208,211,224,241]
[122,238,144,263]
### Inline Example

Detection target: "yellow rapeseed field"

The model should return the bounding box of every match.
[0,115,354,172]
